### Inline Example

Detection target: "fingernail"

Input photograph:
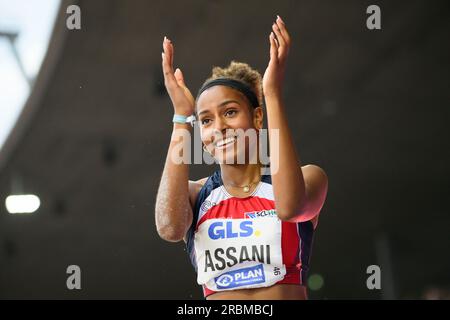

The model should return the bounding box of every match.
[161,52,165,59]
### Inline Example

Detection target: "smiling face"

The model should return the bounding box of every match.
[196,85,263,164]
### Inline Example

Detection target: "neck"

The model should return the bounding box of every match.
[219,163,263,187]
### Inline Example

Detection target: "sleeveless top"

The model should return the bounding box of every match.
[185,167,315,297]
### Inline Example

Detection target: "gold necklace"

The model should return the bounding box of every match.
[223,178,261,193]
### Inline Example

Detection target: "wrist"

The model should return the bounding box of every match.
[173,110,193,117]
[173,113,196,127]
[263,86,282,100]
[173,122,192,130]
[264,92,283,104]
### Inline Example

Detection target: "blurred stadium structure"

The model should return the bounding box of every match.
[0,0,449,299]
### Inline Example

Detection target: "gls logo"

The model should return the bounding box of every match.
[208,221,253,240]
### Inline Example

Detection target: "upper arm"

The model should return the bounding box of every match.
[188,177,208,208]
[184,177,208,242]
[289,164,328,224]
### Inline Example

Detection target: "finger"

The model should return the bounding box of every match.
[174,68,185,87]
[162,38,177,87]
[163,36,174,71]
[276,15,291,45]
[272,23,287,60]
[162,49,174,78]
[162,37,172,71]
[167,39,174,68]
[272,22,285,48]
[162,54,175,89]
[174,68,194,105]
[175,68,191,97]
[273,35,279,48]
[269,32,278,63]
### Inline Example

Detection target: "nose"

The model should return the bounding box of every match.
[211,117,229,144]
[213,116,228,135]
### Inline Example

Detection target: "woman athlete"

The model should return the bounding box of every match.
[155,16,328,300]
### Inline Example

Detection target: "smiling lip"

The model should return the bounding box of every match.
[214,136,237,148]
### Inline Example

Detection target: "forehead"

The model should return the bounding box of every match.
[196,85,246,112]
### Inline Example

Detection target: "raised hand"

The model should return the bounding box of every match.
[161,36,195,116]
[262,15,291,99]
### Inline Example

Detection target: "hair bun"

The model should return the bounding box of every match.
[204,61,263,107]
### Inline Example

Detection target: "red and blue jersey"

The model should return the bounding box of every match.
[185,167,315,297]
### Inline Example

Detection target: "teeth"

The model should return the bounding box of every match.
[216,136,236,147]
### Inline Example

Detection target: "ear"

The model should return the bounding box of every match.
[253,106,264,130]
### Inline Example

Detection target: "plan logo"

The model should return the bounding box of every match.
[215,264,265,289]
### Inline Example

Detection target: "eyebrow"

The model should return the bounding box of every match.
[197,100,240,117]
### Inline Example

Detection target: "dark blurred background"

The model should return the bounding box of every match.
[0,0,449,299]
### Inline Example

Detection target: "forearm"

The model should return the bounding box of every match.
[155,123,192,241]
[265,95,306,220]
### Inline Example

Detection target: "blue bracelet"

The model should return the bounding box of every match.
[173,114,187,123]
[173,114,195,126]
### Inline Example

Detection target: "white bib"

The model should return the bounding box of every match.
[194,217,286,291]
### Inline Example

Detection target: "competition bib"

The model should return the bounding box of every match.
[194,217,286,291]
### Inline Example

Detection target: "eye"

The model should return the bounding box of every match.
[225,109,237,117]
[201,118,211,125]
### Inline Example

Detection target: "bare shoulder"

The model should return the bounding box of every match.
[301,164,328,188]
[301,164,327,177]
[195,177,209,185]
[300,164,328,229]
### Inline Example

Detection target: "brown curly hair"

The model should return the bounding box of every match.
[200,61,263,109]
